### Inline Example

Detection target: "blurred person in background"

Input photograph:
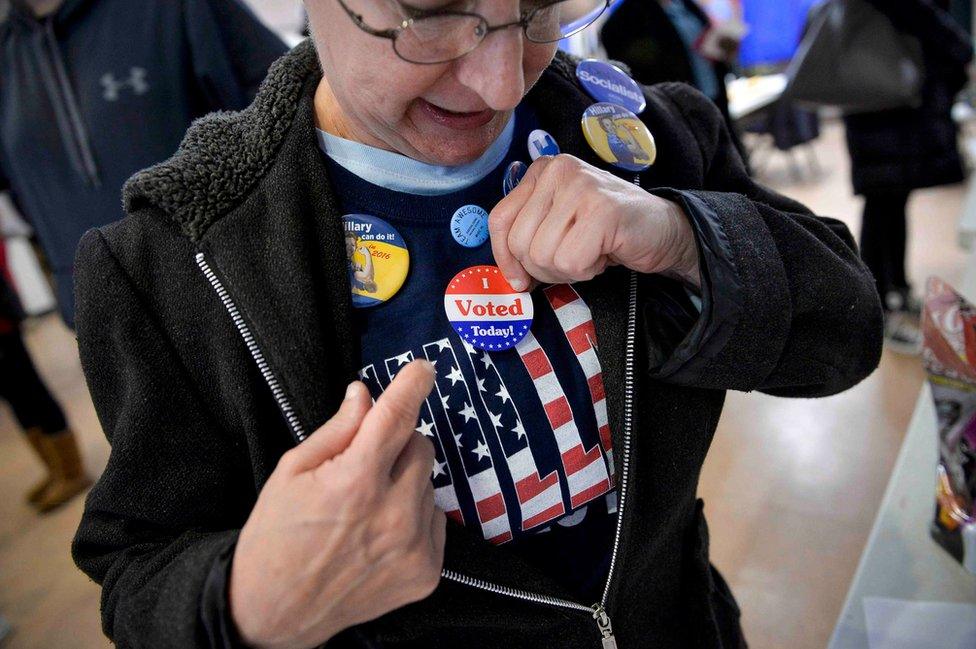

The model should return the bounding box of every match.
[0,0,286,327]
[845,0,973,354]
[69,0,881,646]
[0,239,89,512]
[600,0,744,151]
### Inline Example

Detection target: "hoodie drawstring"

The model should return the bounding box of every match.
[33,18,101,188]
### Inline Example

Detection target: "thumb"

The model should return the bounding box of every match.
[287,381,372,473]
[350,360,436,474]
[489,156,553,292]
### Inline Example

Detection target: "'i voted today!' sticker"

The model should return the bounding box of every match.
[576,59,647,115]
[444,266,533,351]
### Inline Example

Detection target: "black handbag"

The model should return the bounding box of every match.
[784,0,924,114]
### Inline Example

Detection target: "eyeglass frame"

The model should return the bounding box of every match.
[333,0,611,64]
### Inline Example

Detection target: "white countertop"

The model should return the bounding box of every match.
[828,254,976,649]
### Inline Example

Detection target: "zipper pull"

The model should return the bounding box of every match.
[591,604,618,649]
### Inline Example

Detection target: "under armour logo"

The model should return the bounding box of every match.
[100,68,149,102]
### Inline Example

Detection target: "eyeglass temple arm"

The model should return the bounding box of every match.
[335,0,403,39]
[482,0,611,38]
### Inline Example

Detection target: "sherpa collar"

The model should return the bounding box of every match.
[123,40,320,241]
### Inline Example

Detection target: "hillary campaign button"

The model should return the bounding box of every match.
[451,205,490,248]
[528,129,560,161]
[342,214,410,308]
[576,59,647,115]
[581,103,657,172]
[503,161,528,196]
[444,266,533,351]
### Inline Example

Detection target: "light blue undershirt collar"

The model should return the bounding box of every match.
[315,115,515,197]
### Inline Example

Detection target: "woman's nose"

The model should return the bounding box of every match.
[454,27,526,111]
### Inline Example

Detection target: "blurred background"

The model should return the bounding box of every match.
[2,1,976,647]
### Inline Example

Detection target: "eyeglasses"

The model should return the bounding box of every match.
[335,0,611,64]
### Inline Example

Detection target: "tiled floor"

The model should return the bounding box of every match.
[0,112,968,649]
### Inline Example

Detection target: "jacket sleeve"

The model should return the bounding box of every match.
[71,229,250,649]
[642,83,883,398]
[182,0,287,110]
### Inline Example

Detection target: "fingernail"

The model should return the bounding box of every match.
[345,382,361,400]
[509,278,526,292]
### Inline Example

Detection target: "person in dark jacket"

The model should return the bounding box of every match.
[601,0,744,150]
[0,0,286,327]
[844,0,973,354]
[0,240,90,511]
[71,1,882,647]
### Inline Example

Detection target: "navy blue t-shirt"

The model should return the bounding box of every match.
[319,111,618,602]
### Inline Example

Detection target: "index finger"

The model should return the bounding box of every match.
[348,359,436,475]
[489,157,553,292]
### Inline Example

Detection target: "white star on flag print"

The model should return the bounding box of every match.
[360,354,463,526]
[458,336,567,532]
[423,339,512,544]
[359,285,615,545]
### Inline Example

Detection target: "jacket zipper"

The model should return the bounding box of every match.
[197,251,638,648]
[196,253,307,442]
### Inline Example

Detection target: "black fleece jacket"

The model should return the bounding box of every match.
[71,41,883,649]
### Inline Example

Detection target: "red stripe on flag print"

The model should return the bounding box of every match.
[459,340,567,533]
[522,502,567,530]
[544,283,579,310]
[515,467,560,502]
[521,347,552,379]
[516,331,611,511]
[435,485,462,524]
[476,493,507,521]
[422,340,512,544]
[544,285,616,483]
[544,396,573,429]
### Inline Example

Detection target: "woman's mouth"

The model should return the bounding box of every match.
[419,99,496,130]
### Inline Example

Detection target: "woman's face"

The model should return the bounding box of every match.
[307,0,558,166]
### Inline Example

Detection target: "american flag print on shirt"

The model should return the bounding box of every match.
[360,284,615,545]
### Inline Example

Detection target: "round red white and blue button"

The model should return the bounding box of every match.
[444,266,533,351]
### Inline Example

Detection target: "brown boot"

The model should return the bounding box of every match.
[35,429,92,513]
[24,427,55,505]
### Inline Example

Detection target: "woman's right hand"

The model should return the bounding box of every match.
[229,360,445,649]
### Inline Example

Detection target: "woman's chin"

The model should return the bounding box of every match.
[406,109,512,166]
[420,144,493,167]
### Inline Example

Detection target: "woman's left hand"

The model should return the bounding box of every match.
[489,154,701,291]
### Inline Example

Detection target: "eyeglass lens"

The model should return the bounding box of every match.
[391,0,608,64]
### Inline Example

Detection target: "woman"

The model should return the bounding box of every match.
[0,242,90,512]
[845,0,973,354]
[72,1,882,647]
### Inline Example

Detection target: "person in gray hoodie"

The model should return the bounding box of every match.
[0,0,286,326]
